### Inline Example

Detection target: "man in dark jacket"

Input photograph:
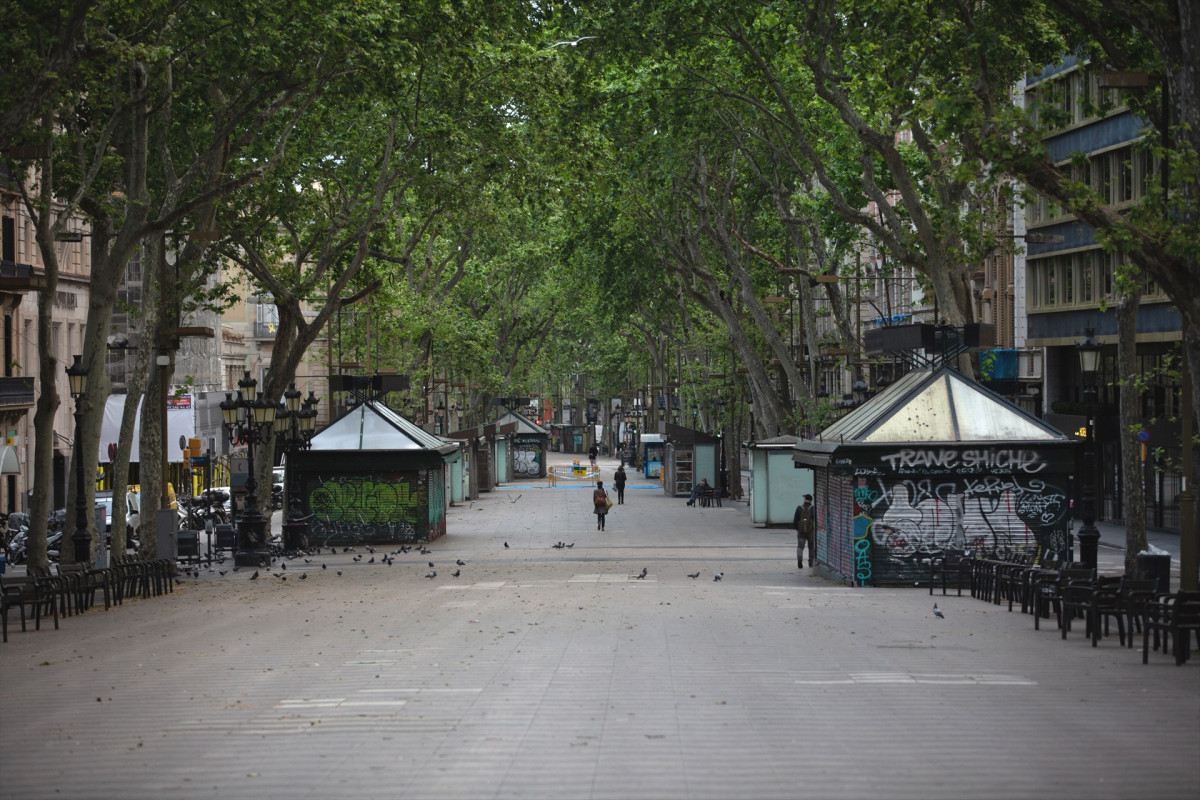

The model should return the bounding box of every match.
[794,494,815,569]
[613,465,627,504]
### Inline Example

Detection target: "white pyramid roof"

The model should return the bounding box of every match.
[311,401,456,452]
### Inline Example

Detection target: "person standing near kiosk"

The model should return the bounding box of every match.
[794,494,815,569]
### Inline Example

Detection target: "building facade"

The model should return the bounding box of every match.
[1021,56,1181,530]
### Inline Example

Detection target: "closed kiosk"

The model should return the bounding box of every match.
[641,433,666,479]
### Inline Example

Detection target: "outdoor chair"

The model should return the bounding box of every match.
[1119,578,1161,649]
[1058,579,1099,641]
[994,555,1034,608]
[1077,576,1125,647]
[929,549,972,596]
[27,565,74,619]
[1,577,26,642]
[1034,565,1093,631]
[1142,591,1200,666]
[57,562,113,612]
[0,573,58,634]
[1019,558,1063,615]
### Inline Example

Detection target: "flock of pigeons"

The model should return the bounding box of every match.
[185,541,731,585]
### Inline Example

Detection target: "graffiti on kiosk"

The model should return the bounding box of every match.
[852,511,873,584]
[308,474,424,523]
[512,436,543,476]
[309,519,418,542]
[878,447,1047,475]
[848,471,1070,582]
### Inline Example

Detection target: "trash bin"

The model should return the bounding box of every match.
[177,529,200,561]
[214,524,236,551]
[1136,552,1172,595]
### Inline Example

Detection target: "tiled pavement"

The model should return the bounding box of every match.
[2,457,1197,800]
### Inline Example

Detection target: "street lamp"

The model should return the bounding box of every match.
[275,383,319,552]
[1076,328,1102,567]
[220,372,277,567]
[747,397,755,447]
[66,355,90,564]
[852,375,869,405]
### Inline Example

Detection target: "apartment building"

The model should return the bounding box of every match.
[1021,55,1181,530]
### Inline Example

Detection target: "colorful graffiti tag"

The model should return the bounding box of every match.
[303,472,428,544]
[848,471,1070,585]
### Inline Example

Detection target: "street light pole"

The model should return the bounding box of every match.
[1076,328,1102,568]
[275,383,318,552]
[220,372,277,568]
[66,355,90,564]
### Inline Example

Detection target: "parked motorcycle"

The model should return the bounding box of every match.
[3,510,62,563]
[3,511,30,564]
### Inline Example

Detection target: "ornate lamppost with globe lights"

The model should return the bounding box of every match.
[275,383,318,552]
[220,372,277,567]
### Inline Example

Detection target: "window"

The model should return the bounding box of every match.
[1079,253,1094,304]
[1119,154,1133,203]
[1096,154,1112,204]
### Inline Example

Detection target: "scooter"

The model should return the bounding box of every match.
[4,512,30,564]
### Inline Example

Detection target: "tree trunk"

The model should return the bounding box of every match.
[109,257,158,555]
[1118,288,1147,575]
[28,274,58,572]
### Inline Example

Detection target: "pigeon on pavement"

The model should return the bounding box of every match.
[452,569,461,577]
[687,572,700,579]
[713,572,723,582]
[504,542,509,548]
[636,567,647,580]
[933,603,945,619]
[456,560,466,566]
[250,570,259,580]
[425,571,437,579]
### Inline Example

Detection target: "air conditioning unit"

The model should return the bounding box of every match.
[1018,349,1043,380]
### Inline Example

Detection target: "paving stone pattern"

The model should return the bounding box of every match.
[1,456,1197,800]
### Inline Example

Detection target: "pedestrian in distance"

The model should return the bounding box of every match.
[794,493,815,569]
[613,465,627,504]
[593,480,610,530]
[588,442,599,466]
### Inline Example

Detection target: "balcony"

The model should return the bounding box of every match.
[0,376,35,410]
[0,260,47,293]
[253,321,278,340]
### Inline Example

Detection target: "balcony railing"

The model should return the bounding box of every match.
[253,321,278,339]
[0,376,35,408]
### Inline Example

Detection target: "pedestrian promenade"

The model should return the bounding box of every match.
[1,453,1197,799]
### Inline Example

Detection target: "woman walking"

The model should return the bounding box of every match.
[593,480,610,530]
